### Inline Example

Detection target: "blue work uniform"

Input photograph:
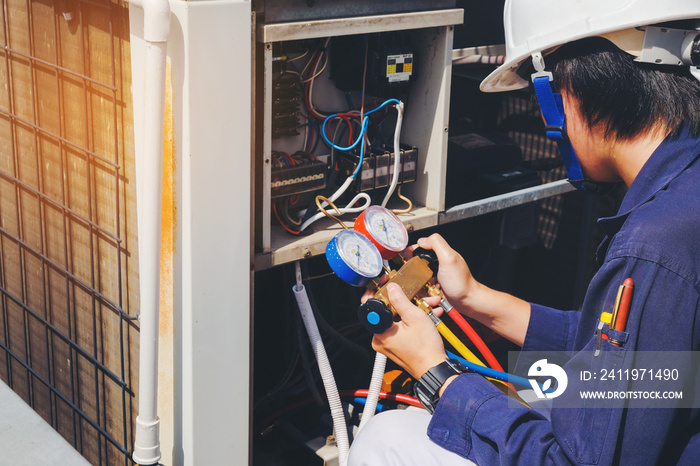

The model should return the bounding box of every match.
[428,124,700,465]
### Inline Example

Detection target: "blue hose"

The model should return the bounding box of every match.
[446,350,536,389]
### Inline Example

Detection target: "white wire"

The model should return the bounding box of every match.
[381,101,404,207]
[287,50,308,63]
[299,192,371,232]
[307,75,327,119]
[302,50,329,83]
[304,38,331,119]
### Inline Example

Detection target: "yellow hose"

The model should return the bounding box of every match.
[435,321,484,366]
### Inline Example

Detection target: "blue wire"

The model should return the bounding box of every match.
[321,98,400,180]
[321,99,400,152]
[322,115,367,152]
[363,98,401,116]
[446,350,536,389]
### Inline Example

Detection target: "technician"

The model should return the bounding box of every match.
[349,0,700,464]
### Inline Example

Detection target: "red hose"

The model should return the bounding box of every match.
[446,311,517,393]
[350,389,422,409]
[254,389,424,433]
[446,310,504,372]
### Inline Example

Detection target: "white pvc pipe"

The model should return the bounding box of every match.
[357,352,386,432]
[293,263,350,466]
[128,0,170,464]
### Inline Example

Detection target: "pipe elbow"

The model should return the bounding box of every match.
[130,0,170,43]
[143,0,170,43]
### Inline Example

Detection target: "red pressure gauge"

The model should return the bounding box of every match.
[354,206,409,260]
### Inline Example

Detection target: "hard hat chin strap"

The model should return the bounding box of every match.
[530,52,586,188]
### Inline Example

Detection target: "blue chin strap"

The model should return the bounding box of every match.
[530,52,587,190]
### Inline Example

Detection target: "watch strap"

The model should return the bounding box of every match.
[414,359,468,413]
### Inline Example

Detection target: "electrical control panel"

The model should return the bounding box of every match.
[254,10,464,269]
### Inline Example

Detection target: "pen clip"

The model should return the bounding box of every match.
[594,320,605,357]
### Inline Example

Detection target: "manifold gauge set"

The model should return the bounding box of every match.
[325,206,408,287]
[325,205,441,334]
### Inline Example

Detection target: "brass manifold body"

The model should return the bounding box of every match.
[359,252,438,333]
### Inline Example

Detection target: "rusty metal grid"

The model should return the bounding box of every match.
[0,0,138,464]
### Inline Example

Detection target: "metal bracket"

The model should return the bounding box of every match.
[637,26,700,66]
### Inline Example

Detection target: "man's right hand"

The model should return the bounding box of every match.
[414,233,478,311]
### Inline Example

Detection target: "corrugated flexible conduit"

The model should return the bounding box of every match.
[293,262,350,466]
[357,352,386,432]
[127,0,170,464]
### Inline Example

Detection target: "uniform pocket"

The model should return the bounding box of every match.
[551,336,629,464]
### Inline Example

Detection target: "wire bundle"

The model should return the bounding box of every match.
[272,150,322,235]
[272,39,409,234]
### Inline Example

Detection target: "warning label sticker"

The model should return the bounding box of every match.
[386,54,413,83]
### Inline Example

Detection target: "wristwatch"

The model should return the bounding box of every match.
[413,358,469,413]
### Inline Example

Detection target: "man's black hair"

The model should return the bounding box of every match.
[546,36,700,141]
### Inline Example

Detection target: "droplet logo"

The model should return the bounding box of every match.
[528,359,568,399]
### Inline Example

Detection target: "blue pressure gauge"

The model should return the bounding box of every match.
[326,229,383,287]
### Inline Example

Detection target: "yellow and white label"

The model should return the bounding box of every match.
[386,53,413,83]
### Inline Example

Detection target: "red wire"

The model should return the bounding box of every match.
[273,203,300,235]
[321,115,355,146]
[281,151,295,166]
[337,115,354,143]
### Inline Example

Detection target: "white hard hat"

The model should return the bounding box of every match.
[480,0,700,93]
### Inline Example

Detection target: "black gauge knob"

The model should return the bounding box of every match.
[357,298,394,334]
[413,247,439,276]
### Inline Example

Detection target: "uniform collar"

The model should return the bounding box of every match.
[598,123,700,238]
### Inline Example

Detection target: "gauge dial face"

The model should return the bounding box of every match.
[363,206,408,252]
[335,229,383,278]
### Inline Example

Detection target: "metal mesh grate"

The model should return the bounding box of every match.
[497,93,567,249]
[0,0,138,464]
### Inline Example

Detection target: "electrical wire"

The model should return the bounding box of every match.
[299,192,371,232]
[287,50,308,63]
[299,98,402,232]
[381,101,404,207]
[273,203,301,235]
[301,49,329,83]
[321,98,401,152]
[391,186,413,214]
[303,38,332,120]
